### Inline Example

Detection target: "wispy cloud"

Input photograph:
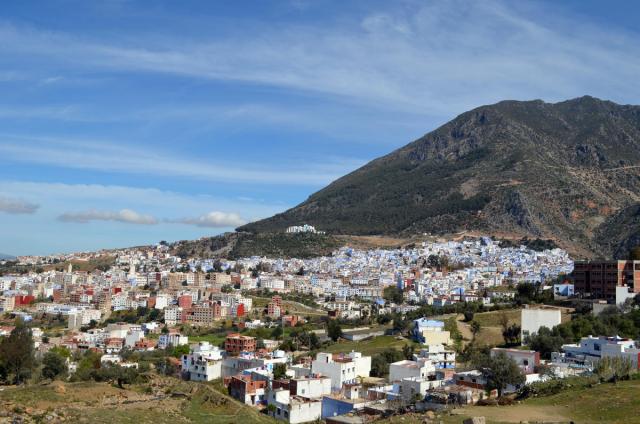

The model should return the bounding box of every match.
[0,196,39,214]
[169,211,246,228]
[0,1,639,116]
[0,135,363,186]
[58,208,158,225]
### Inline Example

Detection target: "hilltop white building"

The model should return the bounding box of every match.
[286,224,319,234]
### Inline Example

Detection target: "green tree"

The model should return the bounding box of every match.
[271,326,283,340]
[370,355,388,377]
[49,346,71,358]
[171,344,190,358]
[463,310,475,322]
[594,356,634,382]
[273,363,287,380]
[73,350,102,381]
[327,320,343,342]
[0,319,36,384]
[41,351,68,380]
[475,351,525,397]
[526,326,564,359]
[370,349,404,377]
[502,323,521,345]
[402,344,415,360]
[470,320,482,339]
[383,286,404,304]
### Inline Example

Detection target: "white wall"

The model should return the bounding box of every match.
[521,309,561,342]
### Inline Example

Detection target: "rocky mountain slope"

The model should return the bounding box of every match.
[239,96,640,258]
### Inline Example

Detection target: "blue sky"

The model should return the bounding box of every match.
[0,0,639,256]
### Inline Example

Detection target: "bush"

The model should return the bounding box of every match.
[518,376,597,399]
[42,351,68,380]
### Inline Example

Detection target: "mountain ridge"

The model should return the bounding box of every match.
[239,96,640,258]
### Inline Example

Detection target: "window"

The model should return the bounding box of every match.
[523,360,529,366]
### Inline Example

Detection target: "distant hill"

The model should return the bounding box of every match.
[167,232,417,260]
[0,253,15,260]
[239,96,640,258]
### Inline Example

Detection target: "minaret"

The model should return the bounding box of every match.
[129,259,136,279]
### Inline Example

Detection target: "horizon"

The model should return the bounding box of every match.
[1,0,640,256]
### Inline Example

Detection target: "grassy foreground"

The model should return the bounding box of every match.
[0,378,275,424]
[381,379,640,424]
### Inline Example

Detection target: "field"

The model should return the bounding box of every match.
[0,378,276,424]
[321,335,418,357]
[380,379,640,424]
[470,309,521,327]
[250,296,326,316]
[456,308,572,347]
[188,333,227,346]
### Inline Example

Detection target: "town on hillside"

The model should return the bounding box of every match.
[1,235,640,423]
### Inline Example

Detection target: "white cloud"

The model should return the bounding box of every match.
[58,208,158,225]
[0,135,362,186]
[171,211,246,228]
[0,180,286,224]
[0,196,39,214]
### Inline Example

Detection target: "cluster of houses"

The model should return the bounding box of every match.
[4,238,640,422]
[1,237,573,326]
[164,308,637,423]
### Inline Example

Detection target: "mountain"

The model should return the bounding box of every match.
[239,96,640,258]
[0,253,15,260]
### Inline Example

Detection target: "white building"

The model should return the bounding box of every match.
[154,294,170,310]
[398,376,445,401]
[182,342,223,381]
[267,388,322,424]
[560,335,640,370]
[287,376,332,398]
[389,359,435,383]
[412,318,451,346]
[285,224,318,234]
[415,344,456,370]
[521,307,562,343]
[311,351,371,391]
[124,329,144,348]
[158,332,188,350]
[164,306,183,326]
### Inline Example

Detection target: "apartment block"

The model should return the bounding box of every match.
[571,260,640,301]
[225,333,257,355]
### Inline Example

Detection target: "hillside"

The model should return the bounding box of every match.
[169,232,342,259]
[239,96,640,258]
[0,378,276,424]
